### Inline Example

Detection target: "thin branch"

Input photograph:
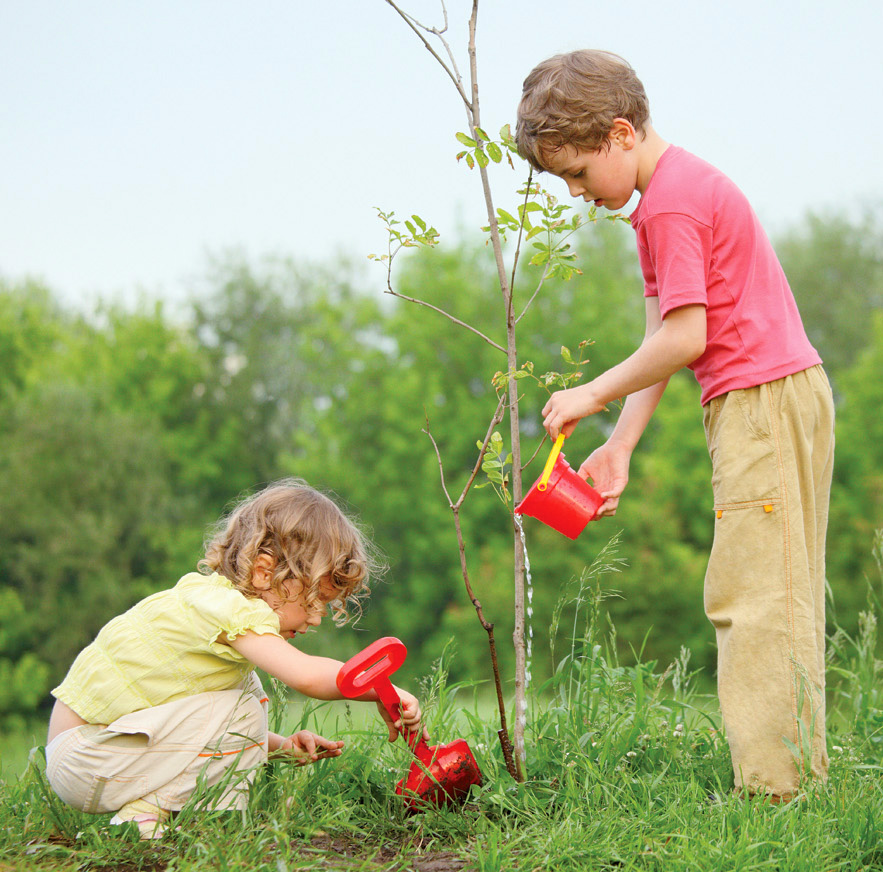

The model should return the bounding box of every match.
[384,285,505,353]
[522,432,549,472]
[384,0,472,110]
[515,262,552,326]
[453,391,508,509]
[423,414,517,780]
[508,168,534,295]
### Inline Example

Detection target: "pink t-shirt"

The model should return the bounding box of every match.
[630,146,820,404]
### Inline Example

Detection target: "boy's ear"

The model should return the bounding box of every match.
[609,118,637,150]
[251,553,275,590]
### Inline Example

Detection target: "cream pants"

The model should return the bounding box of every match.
[703,364,835,796]
[46,674,269,815]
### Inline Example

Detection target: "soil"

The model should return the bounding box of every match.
[307,835,468,871]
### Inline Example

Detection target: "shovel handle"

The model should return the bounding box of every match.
[538,433,566,491]
[336,636,406,718]
[336,637,431,756]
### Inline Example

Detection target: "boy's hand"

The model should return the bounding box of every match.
[578,440,632,517]
[542,383,606,439]
[273,730,344,765]
[376,687,430,743]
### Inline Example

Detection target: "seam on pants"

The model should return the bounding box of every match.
[763,381,799,753]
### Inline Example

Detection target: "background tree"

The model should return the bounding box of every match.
[1,205,881,736]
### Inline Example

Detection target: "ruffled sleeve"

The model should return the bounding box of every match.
[174,573,281,657]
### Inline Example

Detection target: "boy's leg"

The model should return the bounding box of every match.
[46,674,269,819]
[702,365,834,797]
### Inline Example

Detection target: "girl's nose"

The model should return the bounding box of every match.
[308,604,327,626]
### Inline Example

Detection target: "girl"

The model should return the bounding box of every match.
[46,479,424,838]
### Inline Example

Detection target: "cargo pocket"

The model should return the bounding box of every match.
[705,498,787,628]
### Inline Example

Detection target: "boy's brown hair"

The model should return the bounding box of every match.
[200,478,382,624]
[516,50,651,171]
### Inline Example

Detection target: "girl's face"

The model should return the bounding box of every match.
[258,576,335,639]
[251,554,336,639]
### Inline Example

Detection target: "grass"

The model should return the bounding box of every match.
[3,543,883,871]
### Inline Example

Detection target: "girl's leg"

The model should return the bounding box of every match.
[46,676,269,832]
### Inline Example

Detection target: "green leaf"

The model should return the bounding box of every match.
[476,149,489,168]
[474,127,490,141]
[456,132,477,147]
[561,346,574,364]
[487,142,502,163]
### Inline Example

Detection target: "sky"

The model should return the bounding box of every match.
[2,0,882,310]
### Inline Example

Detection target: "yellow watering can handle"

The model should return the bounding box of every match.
[537,433,566,491]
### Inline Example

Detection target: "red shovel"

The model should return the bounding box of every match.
[336,636,483,809]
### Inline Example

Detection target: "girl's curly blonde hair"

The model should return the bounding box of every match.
[516,50,651,171]
[199,478,383,624]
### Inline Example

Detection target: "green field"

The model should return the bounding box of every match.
[3,578,882,872]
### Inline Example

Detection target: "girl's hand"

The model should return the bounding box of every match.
[578,440,632,517]
[273,730,344,765]
[376,687,430,743]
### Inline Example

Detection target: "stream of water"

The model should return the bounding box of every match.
[514,515,533,754]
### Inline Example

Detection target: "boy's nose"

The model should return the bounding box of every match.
[566,180,585,198]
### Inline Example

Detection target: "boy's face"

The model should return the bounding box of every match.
[543,123,640,211]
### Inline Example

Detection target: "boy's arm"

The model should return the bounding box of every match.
[578,381,667,517]
[542,300,706,439]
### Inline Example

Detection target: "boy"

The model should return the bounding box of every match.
[516,50,834,800]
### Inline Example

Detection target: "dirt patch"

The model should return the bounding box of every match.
[307,835,468,871]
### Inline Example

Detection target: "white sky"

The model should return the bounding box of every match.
[2,0,881,309]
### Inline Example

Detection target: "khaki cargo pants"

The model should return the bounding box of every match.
[703,365,835,797]
[46,673,269,814]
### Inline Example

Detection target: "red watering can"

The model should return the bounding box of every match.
[336,637,483,809]
[515,434,604,539]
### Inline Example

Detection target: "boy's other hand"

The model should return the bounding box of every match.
[578,440,632,517]
[274,730,344,765]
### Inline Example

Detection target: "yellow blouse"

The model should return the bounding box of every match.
[52,572,281,724]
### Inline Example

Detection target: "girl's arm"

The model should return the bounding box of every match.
[227,631,425,740]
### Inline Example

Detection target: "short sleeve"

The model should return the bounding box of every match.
[175,574,281,652]
[639,212,711,317]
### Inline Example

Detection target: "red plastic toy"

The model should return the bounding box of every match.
[336,637,483,809]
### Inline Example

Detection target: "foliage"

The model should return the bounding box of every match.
[777,207,883,376]
[0,588,50,719]
[0,207,881,728]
